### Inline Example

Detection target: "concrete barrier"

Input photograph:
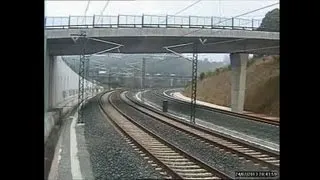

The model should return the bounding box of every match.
[44,55,104,143]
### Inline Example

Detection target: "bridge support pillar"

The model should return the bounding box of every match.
[230,53,248,113]
[44,34,55,112]
[48,55,56,109]
[44,35,49,113]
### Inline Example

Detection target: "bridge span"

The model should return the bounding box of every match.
[45,14,279,55]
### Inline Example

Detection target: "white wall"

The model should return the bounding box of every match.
[50,56,102,107]
[51,56,79,106]
[45,56,103,143]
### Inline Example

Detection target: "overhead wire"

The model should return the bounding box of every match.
[162,1,279,59]
[158,0,202,28]
[181,2,279,37]
[96,0,110,23]
[82,0,91,24]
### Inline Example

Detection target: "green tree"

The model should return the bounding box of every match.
[257,8,279,32]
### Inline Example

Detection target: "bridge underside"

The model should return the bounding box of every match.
[46,27,279,114]
[47,28,279,56]
[48,36,278,55]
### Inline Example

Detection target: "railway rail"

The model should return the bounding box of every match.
[125,90,280,171]
[154,89,279,126]
[99,90,231,179]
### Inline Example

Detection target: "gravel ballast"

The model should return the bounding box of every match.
[139,89,279,145]
[115,92,276,179]
[82,96,164,180]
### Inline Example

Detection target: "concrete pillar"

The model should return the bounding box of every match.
[44,34,51,112]
[44,34,48,113]
[45,32,57,110]
[48,56,55,108]
[230,53,248,113]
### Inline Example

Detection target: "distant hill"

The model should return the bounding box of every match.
[63,54,227,77]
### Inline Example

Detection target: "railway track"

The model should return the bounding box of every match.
[99,91,231,179]
[124,90,280,172]
[154,89,279,126]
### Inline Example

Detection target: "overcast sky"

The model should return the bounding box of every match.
[45,0,279,62]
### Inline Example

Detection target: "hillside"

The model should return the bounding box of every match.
[63,54,227,77]
[183,56,279,117]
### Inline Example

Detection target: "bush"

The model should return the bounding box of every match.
[205,71,213,77]
[221,66,229,72]
[199,72,205,81]
[216,68,220,75]
[227,64,231,70]
[273,55,280,62]
[247,59,256,67]
[204,66,231,78]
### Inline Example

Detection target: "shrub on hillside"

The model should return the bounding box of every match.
[216,68,220,75]
[247,59,256,67]
[227,64,231,70]
[199,72,205,81]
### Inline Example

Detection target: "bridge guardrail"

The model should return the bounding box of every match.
[45,14,262,31]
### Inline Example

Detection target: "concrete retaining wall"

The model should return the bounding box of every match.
[44,56,103,143]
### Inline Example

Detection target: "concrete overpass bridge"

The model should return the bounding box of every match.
[44,14,279,143]
[45,15,279,55]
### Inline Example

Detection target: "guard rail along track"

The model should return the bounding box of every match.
[98,90,231,179]
[154,89,279,126]
[125,90,280,171]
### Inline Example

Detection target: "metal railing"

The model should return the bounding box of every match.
[45,14,262,31]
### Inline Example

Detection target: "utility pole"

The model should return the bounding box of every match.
[141,58,146,89]
[141,58,146,102]
[162,41,198,123]
[85,56,90,100]
[76,31,87,124]
[190,43,198,124]
[108,70,111,91]
[70,32,124,124]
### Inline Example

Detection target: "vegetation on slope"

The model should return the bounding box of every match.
[183,56,279,117]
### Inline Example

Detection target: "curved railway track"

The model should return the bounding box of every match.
[124,90,280,171]
[153,88,279,126]
[99,91,232,179]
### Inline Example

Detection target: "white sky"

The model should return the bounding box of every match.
[45,0,279,18]
[45,0,279,61]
